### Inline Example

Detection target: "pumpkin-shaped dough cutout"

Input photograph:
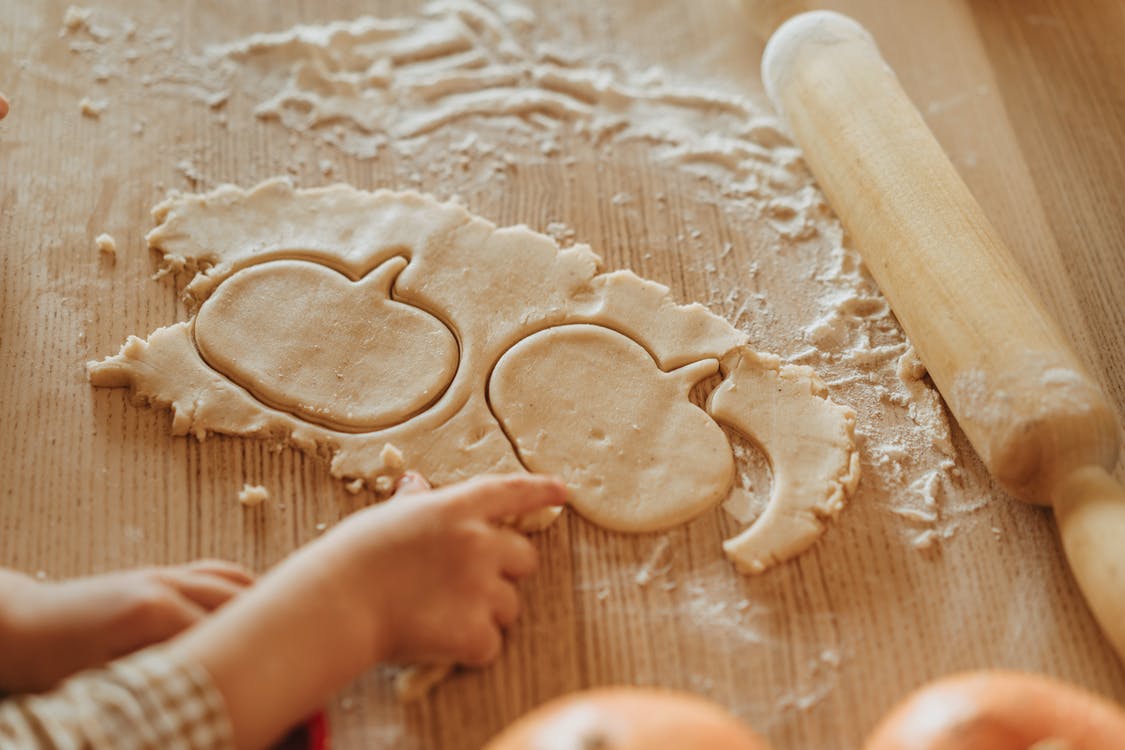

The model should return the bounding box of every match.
[489,324,734,532]
[194,257,458,431]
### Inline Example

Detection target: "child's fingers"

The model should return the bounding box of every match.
[495,528,538,579]
[458,616,503,667]
[455,474,569,520]
[395,471,431,496]
[117,589,208,655]
[489,580,520,628]
[155,569,247,611]
[184,559,256,586]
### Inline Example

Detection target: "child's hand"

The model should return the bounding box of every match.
[170,472,568,750]
[331,473,565,666]
[0,559,253,693]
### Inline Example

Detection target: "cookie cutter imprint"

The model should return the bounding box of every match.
[88,179,860,573]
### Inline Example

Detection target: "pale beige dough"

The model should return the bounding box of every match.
[95,232,117,261]
[490,324,732,533]
[708,348,861,574]
[238,484,270,507]
[194,257,458,431]
[88,178,858,559]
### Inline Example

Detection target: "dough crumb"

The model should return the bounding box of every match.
[79,97,107,118]
[345,477,365,494]
[206,90,230,109]
[62,6,91,33]
[176,159,203,187]
[372,443,406,495]
[722,486,763,525]
[896,345,927,382]
[238,483,270,507]
[379,443,405,473]
[545,221,576,247]
[910,528,939,550]
[95,232,117,262]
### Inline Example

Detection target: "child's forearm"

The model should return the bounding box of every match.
[169,474,565,749]
[167,531,382,750]
[0,569,37,690]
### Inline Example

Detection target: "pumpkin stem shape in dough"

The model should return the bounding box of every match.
[708,347,861,574]
[194,257,459,432]
[488,324,734,533]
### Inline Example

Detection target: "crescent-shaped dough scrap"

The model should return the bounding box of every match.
[708,347,861,574]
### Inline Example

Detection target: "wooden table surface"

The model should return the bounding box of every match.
[2,1,1123,748]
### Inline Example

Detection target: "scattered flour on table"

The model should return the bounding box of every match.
[633,536,673,586]
[56,0,969,567]
[57,0,979,725]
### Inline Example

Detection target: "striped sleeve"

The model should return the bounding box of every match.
[0,646,232,749]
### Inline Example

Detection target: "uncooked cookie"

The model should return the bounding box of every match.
[88,178,859,563]
[490,324,732,533]
[195,257,458,431]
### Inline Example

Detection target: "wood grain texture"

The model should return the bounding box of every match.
[1,2,1122,749]
[760,7,1125,653]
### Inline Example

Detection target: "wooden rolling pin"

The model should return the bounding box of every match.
[743,5,1125,659]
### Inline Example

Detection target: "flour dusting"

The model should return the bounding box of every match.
[53,0,983,737]
[57,0,967,601]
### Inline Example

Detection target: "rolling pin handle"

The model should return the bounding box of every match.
[1053,467,1125,658]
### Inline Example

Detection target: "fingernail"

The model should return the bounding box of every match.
[396,471,430,493]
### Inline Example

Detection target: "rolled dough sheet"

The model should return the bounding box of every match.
[88,178,859,567]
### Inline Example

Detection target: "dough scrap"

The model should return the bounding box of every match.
[89,178,745,531]
[79,97,106,118]
[708,347,861,574]
[490,324,732,533]
[238,484,270,507]
[95,232,117,261]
